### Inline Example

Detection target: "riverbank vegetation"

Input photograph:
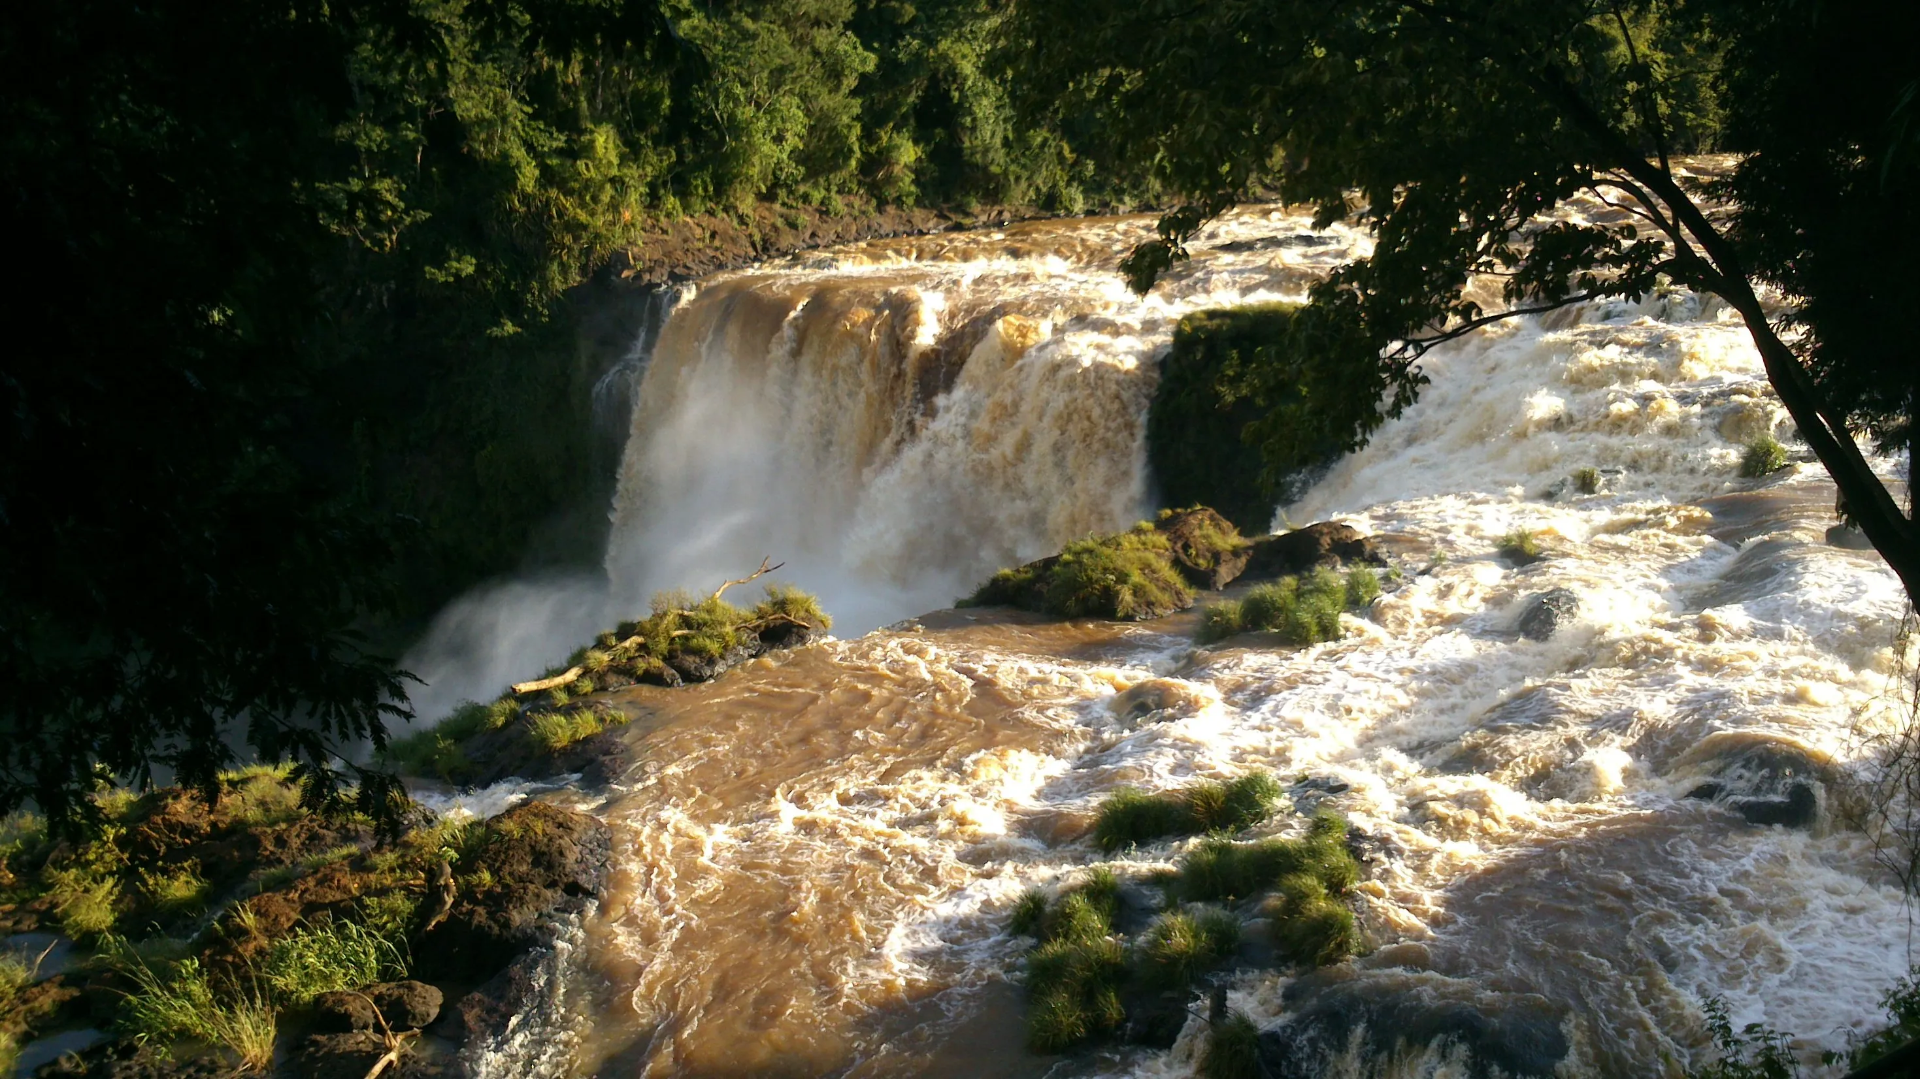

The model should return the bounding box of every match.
[0,770,604,1073]
[383,577,831,785]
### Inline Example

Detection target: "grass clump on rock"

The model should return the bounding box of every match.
[1496,529,1544,563]
[1093,773,1284,852]
[1200,1011,1263,1079]
[1740,435,1789,477]
[1013,869,1130,1052]
[1197,567,1378,645]
[1138,909,1240,987]
[1170,813,1360,966]
[963,509,1251,621]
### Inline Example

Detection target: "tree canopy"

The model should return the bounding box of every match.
[0,0,1134,828]
[1014,0,1919,603]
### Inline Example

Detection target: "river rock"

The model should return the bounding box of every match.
[312,990,379,1032]
[1156,506,1252,589]
[1826,523,1876,551]
[417,801,610,984]
[1243,523,1384,581]
[1517,589,1580,641]
[1259,970,1568,1079]
[1682,741,1826,830]
[369,980,443,1031]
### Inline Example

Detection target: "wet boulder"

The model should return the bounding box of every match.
[1243,523,1384,581]
[1682,740,1826,830]
[1259,970,1568,1079]
[1517,589,1581,641]
[312,990,379,1032]
[417,801,610,983]
[1155,506,1252,589]
[368,980,443,1031]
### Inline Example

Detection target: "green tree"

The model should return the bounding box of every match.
[1014,0,1920,604]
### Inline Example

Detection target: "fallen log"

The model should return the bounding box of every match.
[511,667,582,696]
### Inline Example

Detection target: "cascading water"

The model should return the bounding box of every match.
[437,178,1912,1078]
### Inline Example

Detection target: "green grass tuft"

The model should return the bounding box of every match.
[1138,908,1241,987]
[1025,935,1129,1052]
[1574,466,1601,494]
[527,703,630,753]
[1496,529,1543,562]
[1009,888,1049,937]
[752,582,834,631]
[1093,773,1283,852]
[1344,565,1381,609]
[109,940,277,1070]
[1199,1011,1263,1079]
[964,523,1192,620]
[1740,435,1789,478]
[139,863,210,917]
[262,919,405,1006]
[1198,600,1247,643]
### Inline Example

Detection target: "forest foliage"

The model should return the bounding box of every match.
[0,0,1127,825]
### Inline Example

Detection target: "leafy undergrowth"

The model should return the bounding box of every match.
[962,509,1248,621]
[1198,567,1380,645]
[384,580,832,781]
[0,769,524,1070]
[1093,773,1284,852]
[1683,975,1920,1078]
[1010,812,1362,1054]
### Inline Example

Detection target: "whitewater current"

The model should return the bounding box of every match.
[413,177,1915,1078]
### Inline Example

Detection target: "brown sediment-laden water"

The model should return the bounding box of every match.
[408,162,1915,1077]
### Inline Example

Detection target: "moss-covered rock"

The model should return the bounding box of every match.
[961,508,1252,620]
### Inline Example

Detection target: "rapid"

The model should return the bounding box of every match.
[413,178,1916,1078]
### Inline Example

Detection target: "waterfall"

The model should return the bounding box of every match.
[410,197,1914,1078]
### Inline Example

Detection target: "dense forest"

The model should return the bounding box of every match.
[1,0,1151,821]
[3,0,1916,826]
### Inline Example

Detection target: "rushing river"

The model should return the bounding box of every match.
[411,178,1914,1078]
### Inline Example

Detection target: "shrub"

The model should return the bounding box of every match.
[1200,1011,1263,1079]
[1344,566,1381,609]
[1687,996,1799,1079]
[1138,909,1241,987]
[1496,529,1543,562]
[262,919,405,1006]
[1740,435,1789,478]
[1838,972,1920,1072]
[1574,466,1601,494]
